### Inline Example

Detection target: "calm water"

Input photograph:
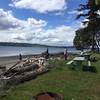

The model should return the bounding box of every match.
[0,46,76,57]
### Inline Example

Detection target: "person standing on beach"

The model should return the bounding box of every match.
[19,54,22,61]
[64,49,68,60]
[45,48,49,59]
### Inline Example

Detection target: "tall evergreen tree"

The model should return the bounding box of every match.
[75,0,100,51]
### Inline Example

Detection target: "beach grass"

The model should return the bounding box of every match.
[0,53,100,100]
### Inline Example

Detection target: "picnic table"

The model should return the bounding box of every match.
[81,53,91,60]
[67,53,93,71]
[73,57,85,66]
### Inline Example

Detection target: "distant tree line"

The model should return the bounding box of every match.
[74,0,100,52]
[0,42,71,48]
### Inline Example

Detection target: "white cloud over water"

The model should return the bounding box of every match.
[0,8,75,46]
[9,0,67,13]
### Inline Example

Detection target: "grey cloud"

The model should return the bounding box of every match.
[0,9,23,30]
[14,37,25,41]
[0,9,47,30]
[0,20,20,30]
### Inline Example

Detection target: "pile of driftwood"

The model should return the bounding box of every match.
[0,57,49,88]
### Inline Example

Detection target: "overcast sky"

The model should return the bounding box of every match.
[0,0,86,46]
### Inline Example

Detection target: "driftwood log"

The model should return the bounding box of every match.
[9,71,37,84]
[0,65,6,75]
[4,64,39,77]
[0,61,21,77]
[0,57,49,88]
[15,64,39,73]
[1,68,49,87]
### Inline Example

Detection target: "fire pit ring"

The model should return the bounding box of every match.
[32,92,64,100]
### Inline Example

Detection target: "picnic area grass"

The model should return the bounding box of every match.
[0,53,100,100]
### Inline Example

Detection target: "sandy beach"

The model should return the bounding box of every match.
[0,56,22,69]
[0,53,61,69]
[0,55,38,69]
[0,51,77,70]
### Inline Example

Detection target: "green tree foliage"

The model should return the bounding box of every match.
[74,0,100,51]
[74,28,92,50]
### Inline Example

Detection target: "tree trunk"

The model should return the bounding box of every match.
[96,42,99,52]
[95,32,100,52]
[91,33,95,51]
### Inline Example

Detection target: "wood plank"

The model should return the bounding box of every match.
[73,57,85,61]
[67,60,74,65]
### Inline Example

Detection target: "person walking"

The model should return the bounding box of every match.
[19,54,22,61]
[64,49,68,60]
[45,48,49,59]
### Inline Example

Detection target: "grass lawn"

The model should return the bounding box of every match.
[0,53,100,100]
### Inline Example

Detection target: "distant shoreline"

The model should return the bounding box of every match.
[0,42,73,48]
